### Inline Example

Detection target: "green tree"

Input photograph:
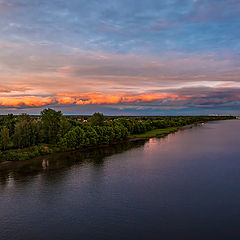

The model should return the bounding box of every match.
[84,126,99,145]
[13,120,31,148]
[41,108,63,144]
[113,124,122,141]
[4,114,16,136]
[59,126,86,150]
[74,126,86,147]
[18,113,31,122]
[0,127,10,150]
[57,116,72,140]
[29,119,42,146]
[94,126,115,144]
[90,112,105,126]
[12,114,42,148]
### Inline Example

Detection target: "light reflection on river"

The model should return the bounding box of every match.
[1,120,240,240]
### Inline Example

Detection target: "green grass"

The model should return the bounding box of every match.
[129,127,180,139]
[0,145,54,162]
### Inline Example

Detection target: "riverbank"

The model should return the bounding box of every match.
[0,123,202,164]
[129,126,180,140]
[129,122,206,140]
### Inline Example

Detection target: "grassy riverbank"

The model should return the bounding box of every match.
[0,124,203,163]
[0,127,173,163]
[0,145,56,162]
[0,127,179,163]
[129,126,180,139]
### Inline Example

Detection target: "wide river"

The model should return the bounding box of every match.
[1,120,240,240]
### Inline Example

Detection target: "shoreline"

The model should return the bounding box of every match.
[129,122,205,140]
[0,122,203,166]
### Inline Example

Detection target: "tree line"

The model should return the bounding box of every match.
[0,108,235,161]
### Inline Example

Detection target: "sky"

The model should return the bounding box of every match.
[0,0,240,115]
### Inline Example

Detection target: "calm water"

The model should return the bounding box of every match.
[1,120,240,240]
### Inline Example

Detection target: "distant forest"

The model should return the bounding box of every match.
[0,109,235,162]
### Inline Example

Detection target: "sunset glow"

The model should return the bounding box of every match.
[0,0,240,115]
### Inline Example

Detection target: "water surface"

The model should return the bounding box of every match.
[1,120,240,239]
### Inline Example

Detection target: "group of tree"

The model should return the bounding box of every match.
[0,109,236,152]
[59,114,129,150]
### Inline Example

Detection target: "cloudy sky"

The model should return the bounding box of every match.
[0,0,240,115]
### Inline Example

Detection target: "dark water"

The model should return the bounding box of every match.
[1,120,240,240]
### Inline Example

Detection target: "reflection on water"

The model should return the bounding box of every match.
[0,140,146,187]
[1,120,240,240]
[42,159,49,169]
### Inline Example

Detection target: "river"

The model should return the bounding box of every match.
[1,120,240,239]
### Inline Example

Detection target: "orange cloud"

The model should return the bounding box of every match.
[56,96,76,105]
[0,96,54,107]
[57,92,180,105]
[0,92,182,108]
[2,89,240,110]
